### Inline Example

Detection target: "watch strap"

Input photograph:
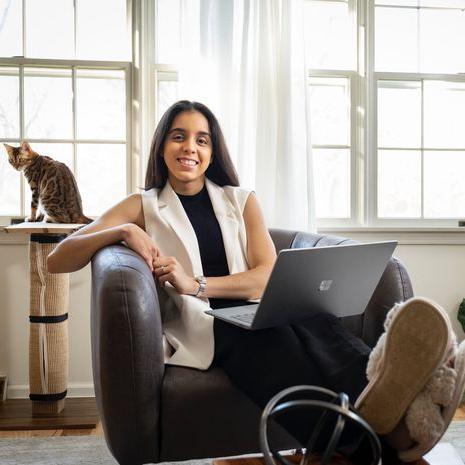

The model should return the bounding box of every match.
[194,276,207,297]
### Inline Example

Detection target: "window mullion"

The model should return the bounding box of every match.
[19,65,25,217]
[420,78,425,219]
[72,66,77,175]
[125,65,133,194]
[366,0,376,226]
[73,0,77,59]
[354,0,366,227]
[22,0,26,57]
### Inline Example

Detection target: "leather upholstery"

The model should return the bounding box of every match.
[91,229,413,465]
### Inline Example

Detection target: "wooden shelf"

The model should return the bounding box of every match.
[1,222,85,235]
[0,398,99,431]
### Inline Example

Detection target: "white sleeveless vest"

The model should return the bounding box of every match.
[141,178,252,370]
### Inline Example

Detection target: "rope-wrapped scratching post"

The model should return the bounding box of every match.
[29,234,69,415]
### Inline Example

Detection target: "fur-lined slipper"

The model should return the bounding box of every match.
[397,340,465,462]
[354,297,453,435]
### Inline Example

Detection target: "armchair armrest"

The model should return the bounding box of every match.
[91,244,164,465]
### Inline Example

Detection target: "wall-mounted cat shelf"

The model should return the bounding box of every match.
[1,222,84,235]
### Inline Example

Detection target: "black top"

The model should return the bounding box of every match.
[177,185,248,309]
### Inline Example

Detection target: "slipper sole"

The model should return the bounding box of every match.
[355,298,451,435]
[398,340,465,462]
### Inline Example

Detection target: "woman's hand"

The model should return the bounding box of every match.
[122,223,161,272]
[153,256,198,295]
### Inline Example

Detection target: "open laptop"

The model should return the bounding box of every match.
[205,241,397,330]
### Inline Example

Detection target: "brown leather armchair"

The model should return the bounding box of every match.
[91,229,413,465]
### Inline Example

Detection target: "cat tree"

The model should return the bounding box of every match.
[3,222,83,416]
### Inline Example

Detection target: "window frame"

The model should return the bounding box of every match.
[367,0,465,228]
[0,0,134,224]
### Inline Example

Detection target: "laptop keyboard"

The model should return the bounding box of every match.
[232,313,255,323]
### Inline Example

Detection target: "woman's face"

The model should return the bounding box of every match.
[162,110,213,194]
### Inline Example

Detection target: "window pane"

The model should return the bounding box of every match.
[0,0,22,57]
[30,143,73,170]
[378,81,421,148]
[76,0,130,60]
[26,0,74,59]
[424,151,465,218]
[419,9,465,74]
[424,81,465,149]
[76,69,126,140]
[157,78,178,121]
[0,68,19,138]
[376,4,465,73]
[309,77,350,146]
[375,7,418,72]
[24,68,73,139]
[378,150,421,218]
[305,1,355,70]
[314,148,350,218]
[76,144,126,216]
[156,0,181,63]
[0,141,21,215]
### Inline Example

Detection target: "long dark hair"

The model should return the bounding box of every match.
[145,100,239,190]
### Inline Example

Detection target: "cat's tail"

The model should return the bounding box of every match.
[78,215,93,224]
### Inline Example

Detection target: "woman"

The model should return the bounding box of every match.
[47,100,465,463]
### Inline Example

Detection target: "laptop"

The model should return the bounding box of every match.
[205,241,397,330]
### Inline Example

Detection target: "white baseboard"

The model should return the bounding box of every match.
[7,383,95,399]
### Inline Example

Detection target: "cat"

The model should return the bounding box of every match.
[3,141,92,224]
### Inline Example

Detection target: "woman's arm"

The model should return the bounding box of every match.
[47,194,160,274]
[153,192,277,300]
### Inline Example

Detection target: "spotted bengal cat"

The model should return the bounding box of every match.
[3,141,92,224]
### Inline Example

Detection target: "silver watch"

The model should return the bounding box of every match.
[194,275,207,296]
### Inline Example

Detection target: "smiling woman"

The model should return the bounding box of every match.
[145,100,240,192]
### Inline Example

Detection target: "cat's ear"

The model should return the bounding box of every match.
[20,141,32,153]
[3,144,13,156]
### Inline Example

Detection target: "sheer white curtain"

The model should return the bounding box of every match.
[178,0,315,231]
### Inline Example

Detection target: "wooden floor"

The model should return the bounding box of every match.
[0,403,463,439]
[0,422,103,438]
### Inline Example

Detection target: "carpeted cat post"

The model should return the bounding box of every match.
[29,234,69,415]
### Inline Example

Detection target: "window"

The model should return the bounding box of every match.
[0,0,131,220]
[3,1,463,227]
[152,0,465,228]
[374,0,465,223]
[305,0,356,220]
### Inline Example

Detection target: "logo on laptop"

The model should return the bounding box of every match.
[318,280,333,292]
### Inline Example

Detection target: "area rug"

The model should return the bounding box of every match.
[0,422,464,465]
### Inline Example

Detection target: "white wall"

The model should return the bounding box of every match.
[1,229,464,399]
[339,229,465,341]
